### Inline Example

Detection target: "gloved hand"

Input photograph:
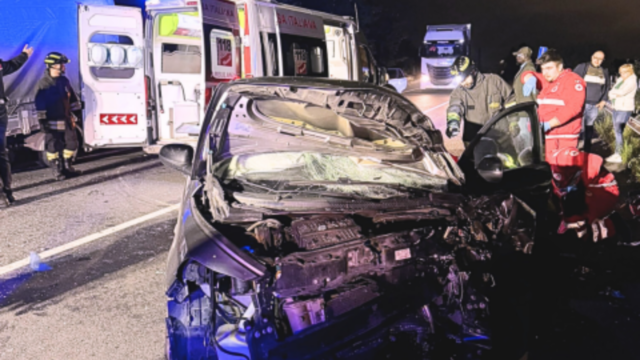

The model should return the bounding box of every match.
[542,122,551,132]
[446,120,460,138]
[523,76,538,97]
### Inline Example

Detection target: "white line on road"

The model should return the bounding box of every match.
[421,100,449,114]
[0,204,180,277]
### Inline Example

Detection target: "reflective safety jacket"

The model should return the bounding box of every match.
[521,69,586,142]
[35,72,81,131]
[447,73,515,142]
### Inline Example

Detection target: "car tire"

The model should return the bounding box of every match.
[38,150,51,168]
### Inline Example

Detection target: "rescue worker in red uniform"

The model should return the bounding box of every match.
[521,50,586,160]
[549,147,619,242]
[35,52,81,181]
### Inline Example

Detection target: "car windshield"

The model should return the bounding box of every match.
[223,152,448,198]
[420,42,465,58]
[203,82,462,200]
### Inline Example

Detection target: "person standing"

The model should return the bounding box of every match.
[446,56,515,147]
[0,45,33,205]
[35,52,81,181]
[606,64,638,163]
[522,49,586,160]
[574,51,610,152]
[512,47,537,104]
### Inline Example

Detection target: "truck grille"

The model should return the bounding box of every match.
[427,65,454,85]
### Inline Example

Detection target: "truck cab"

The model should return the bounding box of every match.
[419,24,471,90]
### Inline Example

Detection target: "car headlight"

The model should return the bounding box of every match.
[421,74,430,82]
[90,45,109,66]
[110,46,126,66]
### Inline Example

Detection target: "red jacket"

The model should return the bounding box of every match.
[521,70,586,140]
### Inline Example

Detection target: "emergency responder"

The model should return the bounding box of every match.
[0,45,33,205]
[522,49,586,160]
[35,52,82,181]
[446,56,515,147]
[548,147,619,242]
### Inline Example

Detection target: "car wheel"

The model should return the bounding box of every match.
[38,150,51,168]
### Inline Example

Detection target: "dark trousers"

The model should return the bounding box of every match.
[45,125,78,156]
[0,113,11,190]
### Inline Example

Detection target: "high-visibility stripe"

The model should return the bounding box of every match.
[546,134,579,139]
[46,152,59,161]
[447,113,461,121]
[589,181,618,188]
[63,149,75,159]
[584,75,605,84]
[48,120,66,130]
[537,98,566,106]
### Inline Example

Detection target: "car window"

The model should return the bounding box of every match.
[473,109,538,171]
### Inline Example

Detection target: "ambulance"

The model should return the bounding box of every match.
[3,0,386,158]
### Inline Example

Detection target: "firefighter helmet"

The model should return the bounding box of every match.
[450,56,476,79]
[44,52,70,67]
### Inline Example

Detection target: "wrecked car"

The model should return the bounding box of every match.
[159,78,551,359]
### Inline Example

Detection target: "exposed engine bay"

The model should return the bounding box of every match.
[164,82,538,360]
[167,193,535,360]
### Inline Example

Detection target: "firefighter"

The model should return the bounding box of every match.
[549,147,619,242]
[0,45,33,205]
[446,56,515,147]
[521,49,586,160]
[35,52,82,181]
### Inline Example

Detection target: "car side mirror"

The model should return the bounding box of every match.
[477,155,503,183]
[159,144,193,175]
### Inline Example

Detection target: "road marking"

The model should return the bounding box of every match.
[422,100,449,114]
[0,204,180,277]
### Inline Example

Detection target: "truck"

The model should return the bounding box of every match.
[419,24,471,90]
[1,0,386,160]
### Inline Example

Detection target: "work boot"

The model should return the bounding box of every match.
[63,158,81,178]
[1,187,15,206]
[51,160,66,181]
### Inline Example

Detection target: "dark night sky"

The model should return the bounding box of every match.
[410,0,640,68]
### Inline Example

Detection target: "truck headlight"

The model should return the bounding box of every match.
[421,74,430,82]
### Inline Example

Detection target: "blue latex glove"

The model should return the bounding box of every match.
[542,122,551,132]
[523,76,537,97]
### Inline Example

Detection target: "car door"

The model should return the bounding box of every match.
[78,5,147,148]
[457,102,551,215]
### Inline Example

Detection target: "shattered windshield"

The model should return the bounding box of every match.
[223,152,448,199]
[203,83,463,200]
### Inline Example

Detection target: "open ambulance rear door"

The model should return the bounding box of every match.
[78,5,148,148]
